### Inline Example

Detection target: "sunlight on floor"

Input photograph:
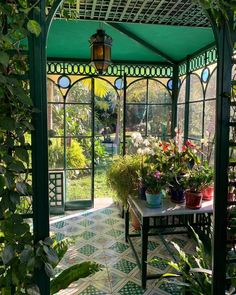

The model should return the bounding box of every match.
[50,198,193,295]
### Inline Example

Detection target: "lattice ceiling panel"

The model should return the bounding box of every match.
[58,0,210,27]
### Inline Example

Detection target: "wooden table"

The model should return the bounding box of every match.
[125,196,213,289]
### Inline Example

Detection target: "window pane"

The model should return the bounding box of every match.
[47,79,63,103]
[177,104,185,132]
[204,100,216,141]
[66,104,91,136]
[147,105,171,137]
[48,104,64,136]
[48,138,64,169]
[188,102,203,138]
[178,79,186,103]
[205,70,217,99]
[67,79,91,103]
[148,80,171,104]
[127,79,146,103]
[66,138,91,169]
[126,104,146,134]
[189,74,203,101]
[66,169,91,201]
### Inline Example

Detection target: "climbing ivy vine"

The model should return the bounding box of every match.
[0,1,100,294]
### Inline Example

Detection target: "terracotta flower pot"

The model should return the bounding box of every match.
[185,190,203,209]
[202,185,214,201]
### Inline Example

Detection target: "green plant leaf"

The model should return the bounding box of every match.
[44,262,55,278]
[50,262,101,294]
[2,245,14,265]
[0,117,15,131]
[26,284,41,295]
[27,20,41,37]
[0,175,5,191]
[0,52,10,67]
[16,182,28,195]
[43,246,58,266]
[15,147,29,164]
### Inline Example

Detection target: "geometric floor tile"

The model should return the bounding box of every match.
[104,218,119,225]
[79,219,95,227]
[52,221,67,228]
[106,229,123,238]
[78,285,107,295]
[100,208,114,215]
[148,240,160,251]
[117,281,145,295]
[80,231,96,240]
[113,258,137,274]
[159,281,182,295]
[109,242,129,253]
[50,198,197,295]
[78,244,99,256]
[54,232,65,241]
[149,256,169,271]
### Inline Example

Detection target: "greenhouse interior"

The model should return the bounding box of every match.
[1,0,236,294]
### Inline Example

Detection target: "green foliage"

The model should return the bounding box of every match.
[0,2,100,294]
[106,155,141,206]
[155,226,212,295]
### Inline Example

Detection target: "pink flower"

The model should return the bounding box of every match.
[182,145,187,152]
[154,171,161,179]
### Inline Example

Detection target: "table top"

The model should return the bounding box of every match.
[128,196,213,218]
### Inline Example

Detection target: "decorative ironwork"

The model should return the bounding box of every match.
[54,0,210,27]
[49,171,64,214]
[178,47,217,75]
[47,61,173,78]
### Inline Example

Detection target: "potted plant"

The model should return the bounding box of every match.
[142,169,167,208]
[201,162,214,201]
[184,167,207,209]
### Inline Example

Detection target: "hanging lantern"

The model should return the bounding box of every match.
[89,29,112,75]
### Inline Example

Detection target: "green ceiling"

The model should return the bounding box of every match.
[47,19,215,64]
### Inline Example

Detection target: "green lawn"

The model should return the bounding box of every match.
[66,163,115,201]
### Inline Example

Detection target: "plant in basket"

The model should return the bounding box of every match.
[184,166,208,209]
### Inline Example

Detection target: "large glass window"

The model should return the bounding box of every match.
[126,78,172,150]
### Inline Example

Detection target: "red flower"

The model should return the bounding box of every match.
[163,143,170,151]
[185,140,195,148]
[182,145,187,152]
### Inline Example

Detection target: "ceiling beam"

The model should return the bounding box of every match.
[145,0,165,23]
[91,0,97,18]
[133,0,151,22]
[119,0,132,21]
[105,0,114,20]
[107,22,176,64]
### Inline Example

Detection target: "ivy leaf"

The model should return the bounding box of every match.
[43,246,58,266]
[0,117,15,131]
[20,247,33,263]
[0,175,5,192]
[0,52,10,67]
[15,147,29,164]
[27,20,41,37]
[13,222,30,235]
[27,285,41,295]
[44,262,55,278]
[44,237,53,246]
[8,161,25,173]
[10,192,20,205]
[16,182,28,195]
[2,245,14,264]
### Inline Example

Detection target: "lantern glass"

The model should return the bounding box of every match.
[89,29,112,75]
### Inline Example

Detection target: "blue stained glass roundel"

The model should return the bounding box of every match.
[58,75,71,88]
[201,67,210,83]
[114,77,124,90]
[167,79,173,90]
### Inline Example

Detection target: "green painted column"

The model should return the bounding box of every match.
[212,21,233,294]
[28,0,50,294]
[184,57,190,141]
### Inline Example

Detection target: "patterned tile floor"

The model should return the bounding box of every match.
[50,198,195,295]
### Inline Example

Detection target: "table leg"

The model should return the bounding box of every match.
[125,208,129,243]
[141,217,148,289]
